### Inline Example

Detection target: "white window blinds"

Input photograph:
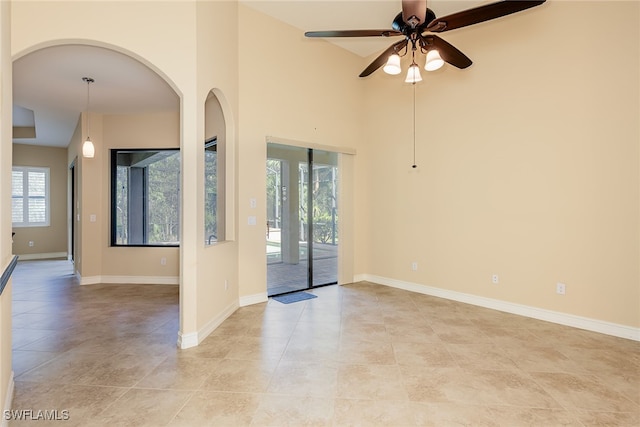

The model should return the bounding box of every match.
[12,166,50,227]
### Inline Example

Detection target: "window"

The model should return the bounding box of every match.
[204,90,227,245]
[12,166,50,227]
[205,137,219,244]
[111,149,180,246]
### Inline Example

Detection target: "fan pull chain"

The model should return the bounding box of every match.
[412,82,417,168]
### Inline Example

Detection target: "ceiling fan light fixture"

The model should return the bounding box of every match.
[425,49,444,71]
[82,137,95,158]
[405,63,422,84]
[383,53,402,75]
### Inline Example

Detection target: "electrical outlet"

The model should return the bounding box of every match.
[556,282,566,295]
[160,257,167,265]
[28,241,34,247]
[411,262,418,271]
[492,274,499,284]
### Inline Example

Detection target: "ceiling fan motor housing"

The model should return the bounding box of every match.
[392,8,436,34]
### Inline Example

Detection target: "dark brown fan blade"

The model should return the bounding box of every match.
[423,35,472,69]
[305,30,401,38]
[402,0,427,27]
[359,39,408,77]
[426,0,545,33]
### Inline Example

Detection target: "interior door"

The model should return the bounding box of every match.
[70,159,77,265]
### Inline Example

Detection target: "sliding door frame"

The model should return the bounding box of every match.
[266,137,355,294]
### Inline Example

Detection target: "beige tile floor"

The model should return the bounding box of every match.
[9,260,640,426]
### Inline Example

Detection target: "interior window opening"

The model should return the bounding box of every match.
[111,149,180,246]
[205,137,218,245]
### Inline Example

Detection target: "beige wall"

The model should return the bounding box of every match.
[359,1,639,328]
[237,4,363,299]
[12,144,68,257]
[67,116,81,273]
[99,113,180,279]
[63,112,184,283]
[75,112,103,279]
[63,111,184,281]
[193,0,239,332]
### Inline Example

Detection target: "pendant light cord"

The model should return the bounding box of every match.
[86,81,90,138]
[412,82,417,169]
[82,77,94,139]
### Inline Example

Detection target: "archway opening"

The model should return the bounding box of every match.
[10,44,183,370]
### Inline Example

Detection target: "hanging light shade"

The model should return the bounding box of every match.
[405,63,422,84]
[383,54,402,75]
[82,77,95,158]
[425,49,444,71]
[82,137,95,158]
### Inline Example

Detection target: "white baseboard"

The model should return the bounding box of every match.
[1,371,14,427]
[177,300,238,349]
[239,292,268,307]
[359,274,640,342]
[177,331,198,349]
[16,252,67,261]
[353,274,368,283]
[79,275,179,286]
[79,275,100,285]
[197,300,239,342]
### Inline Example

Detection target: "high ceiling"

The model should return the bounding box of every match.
[242,1,484,56]
[12,1,486,148]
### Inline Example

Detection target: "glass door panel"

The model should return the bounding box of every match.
[266,144,309,296]
[310,150,338,287]
[266,158,282,265]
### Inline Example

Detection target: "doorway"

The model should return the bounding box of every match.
[69,159,77,264]
[266,143,338,296]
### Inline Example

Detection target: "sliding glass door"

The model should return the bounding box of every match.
[266,144,338,296]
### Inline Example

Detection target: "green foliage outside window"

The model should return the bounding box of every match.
[113,149,180,246]
[205,139,218,244]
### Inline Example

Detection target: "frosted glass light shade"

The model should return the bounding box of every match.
[425,49,444,71]
[383,54,402,75]
[405,63,422,83]
[82,138,95,158]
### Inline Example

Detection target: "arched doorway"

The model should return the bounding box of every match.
[11,43,183,353]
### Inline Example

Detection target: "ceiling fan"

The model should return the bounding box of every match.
[305,0,546,82]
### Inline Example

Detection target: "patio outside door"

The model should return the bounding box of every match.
[266,143,338,296]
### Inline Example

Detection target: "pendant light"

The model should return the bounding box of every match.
[82,77,95,158]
